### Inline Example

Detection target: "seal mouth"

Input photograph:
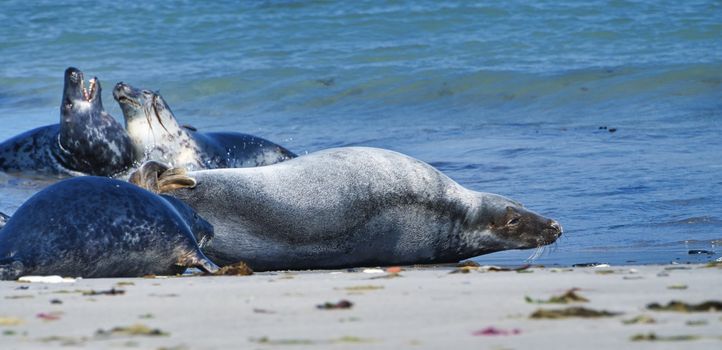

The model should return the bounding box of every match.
[82,77,98,102]
[116,94,141,108]
[113,83,142,108]
[64,67,100,104]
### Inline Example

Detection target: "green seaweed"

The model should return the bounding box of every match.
[213,261,253,276]
[457,260,480,267]
[530,307,620,319]
[342,285,384,292]
[630,333,700,342]
[647,300,722,312]
[95,324,169,337]
[39,336,88,345]
[525,288,589,304]
[4,295,34,299]
[685,320,708,326]
[251,336,373,345]
[667,284,688,290]
[622,315,656,324]
[82,288,125,296]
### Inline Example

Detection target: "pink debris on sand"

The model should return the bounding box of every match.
[472,327,521,336]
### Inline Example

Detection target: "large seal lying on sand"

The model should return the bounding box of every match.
[132,147,563,271]
[0,67,134,177]
[113,82,296,170]
[0,176,218,280]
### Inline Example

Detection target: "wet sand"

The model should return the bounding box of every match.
[1,263,721,349]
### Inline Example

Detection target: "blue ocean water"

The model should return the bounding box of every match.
[1,1,721,266]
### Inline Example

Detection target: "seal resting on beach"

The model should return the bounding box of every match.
[0,176,218,280]
[0,67,134,177]
[132,147,563,271]
[112,82,296,171]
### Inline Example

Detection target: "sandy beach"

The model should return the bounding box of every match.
[1,263,720,349]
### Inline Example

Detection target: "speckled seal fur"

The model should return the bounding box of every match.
[132,147,562,271]
[0,212,8,230]
[0,67,134,177]
[0,176,218,280]
[113,82,296,171]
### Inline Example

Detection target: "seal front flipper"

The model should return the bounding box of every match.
[130,161,197,193]
[0,212,9,230]
[0,261,24,281]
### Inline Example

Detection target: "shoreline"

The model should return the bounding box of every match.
[1,263,721,349]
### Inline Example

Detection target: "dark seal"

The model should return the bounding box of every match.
[113,82,296,171]
[0,67,134,177]
[132,147,563,271]
[0,176,218,280]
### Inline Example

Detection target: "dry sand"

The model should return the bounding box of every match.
[1,263,721,349]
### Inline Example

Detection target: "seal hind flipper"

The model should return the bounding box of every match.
[157,167,197,192]
[130,160,197,193]
[0,261,24,281]
[158,174,197,193]
[0,211,9,230]
[178,251,219,274]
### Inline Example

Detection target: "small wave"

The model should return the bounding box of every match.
[658,216,722,227]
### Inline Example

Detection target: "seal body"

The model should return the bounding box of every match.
[113,83,296,171]
[140,147,562,271]
[0,67,134,177]
[0,177,218,280]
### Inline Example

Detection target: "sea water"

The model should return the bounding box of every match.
[1,1,720,266]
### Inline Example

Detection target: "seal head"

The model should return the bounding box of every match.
[0,67,134,176]
[114,82,296,170]
[453,193,562,260]
[113,82,194,166]
[57,67,134,175]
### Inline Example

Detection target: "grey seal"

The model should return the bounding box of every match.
[132,147,562,271]
[0,67,134,177]
[0,176,218,280]
[113,82,296,171]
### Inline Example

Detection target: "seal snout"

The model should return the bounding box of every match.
[62,67,100,104]
[113,82,141,107]
[549,220,563,237]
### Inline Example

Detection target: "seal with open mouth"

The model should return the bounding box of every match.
[132,147,563,271]
[0,176,218,280]
[0,67,134,177]
[113,82,296,171]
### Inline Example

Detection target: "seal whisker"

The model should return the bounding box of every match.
[525,246,545,262]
